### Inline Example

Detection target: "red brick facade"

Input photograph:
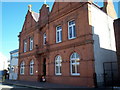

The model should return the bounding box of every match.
[18,2,97,87]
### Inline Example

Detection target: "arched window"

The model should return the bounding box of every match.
[30,60,34,75]
[70,52,80,75]
[55,55,62,75]
[20,61,25,75]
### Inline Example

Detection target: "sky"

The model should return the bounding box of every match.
[0,1,120,60]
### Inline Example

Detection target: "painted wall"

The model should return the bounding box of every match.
[9,51,18,80]
[90,4,117,84]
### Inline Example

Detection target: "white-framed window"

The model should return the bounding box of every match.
[43,33,47,45]
[20,61,25,75]
[56,26,62,43]
[30,60,34,75]
[68,20,76,39]
[24,40,27,52]
[70,52,80,75]
[55,55,62,75]
[30,37,33,51]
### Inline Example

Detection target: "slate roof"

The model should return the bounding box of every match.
[10,49,19,54]
[31,11,39,22]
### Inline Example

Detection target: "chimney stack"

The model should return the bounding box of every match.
[102,0,117,19]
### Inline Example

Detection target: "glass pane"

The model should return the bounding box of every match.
[72,65,75,73]
[73,25,76,37]
[56,61,58,64]
[72,21,75,24]
[56,66,59,73]
[69,21,72,25]
[76,53,79,58]
[60,31,62,41]
[69,27,72,38]
[71,53,75,59]
[71,60,75,63]
[59,26,62,30]
[21,68,23,73]
[76,64,80,73]
[60,66,61,73]
[57,32,59,42]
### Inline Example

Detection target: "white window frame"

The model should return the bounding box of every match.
[30,37,33,51]
[30,60,34,75]
[70,53,80,76]
[55,55,62,75]
[24,40,27,52]
[20,61,25,75]
[68,20,76,39]
[43,33,47,45]
[56,26,62,43]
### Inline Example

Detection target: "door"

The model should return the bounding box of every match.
[43,59,46,76]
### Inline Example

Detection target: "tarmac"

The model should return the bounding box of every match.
[3,80,83,89]
[3,80,120,90]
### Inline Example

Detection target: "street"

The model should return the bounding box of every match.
[0,83,38,90]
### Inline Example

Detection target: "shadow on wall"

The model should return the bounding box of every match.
[92,26,118,87]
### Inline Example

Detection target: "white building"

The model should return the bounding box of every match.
[88,1,118,86]
[9,49,18,80]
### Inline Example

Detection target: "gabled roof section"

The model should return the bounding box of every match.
[21,5,39,32]
[28,5,39,22]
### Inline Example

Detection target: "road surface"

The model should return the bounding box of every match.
[0,83,38,90]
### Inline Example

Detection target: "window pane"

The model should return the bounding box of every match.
[73,25,76,37]
[60,30,62,42]
[76,64,80,73]
[69,27,72,38]
[56,66,59,73]
[57,32,59,42]
[69,21,72,25]
[30,38,33,50]
[56,61,58,64]
[43,33,46,45]
[71,53,75,59]
[72,65,75,73]
[76,53,79,58]
[72,21,75,24]
[60,66,61,73]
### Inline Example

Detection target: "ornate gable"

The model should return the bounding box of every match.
[21,5,39,32]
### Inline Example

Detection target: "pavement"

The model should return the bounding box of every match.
[3,80,83,89]
[3,80,120,89]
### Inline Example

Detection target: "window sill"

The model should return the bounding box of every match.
[55,73,62,76]
[20,74,24,75]
[71,73,80,76]
[68,37,76,40]
[30,49,33,51]
[56,41,62,44]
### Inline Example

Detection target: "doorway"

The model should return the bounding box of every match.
[43,58,46,76]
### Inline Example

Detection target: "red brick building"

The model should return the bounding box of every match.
[18,1,117,87]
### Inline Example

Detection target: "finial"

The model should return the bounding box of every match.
[28,4,32,12]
